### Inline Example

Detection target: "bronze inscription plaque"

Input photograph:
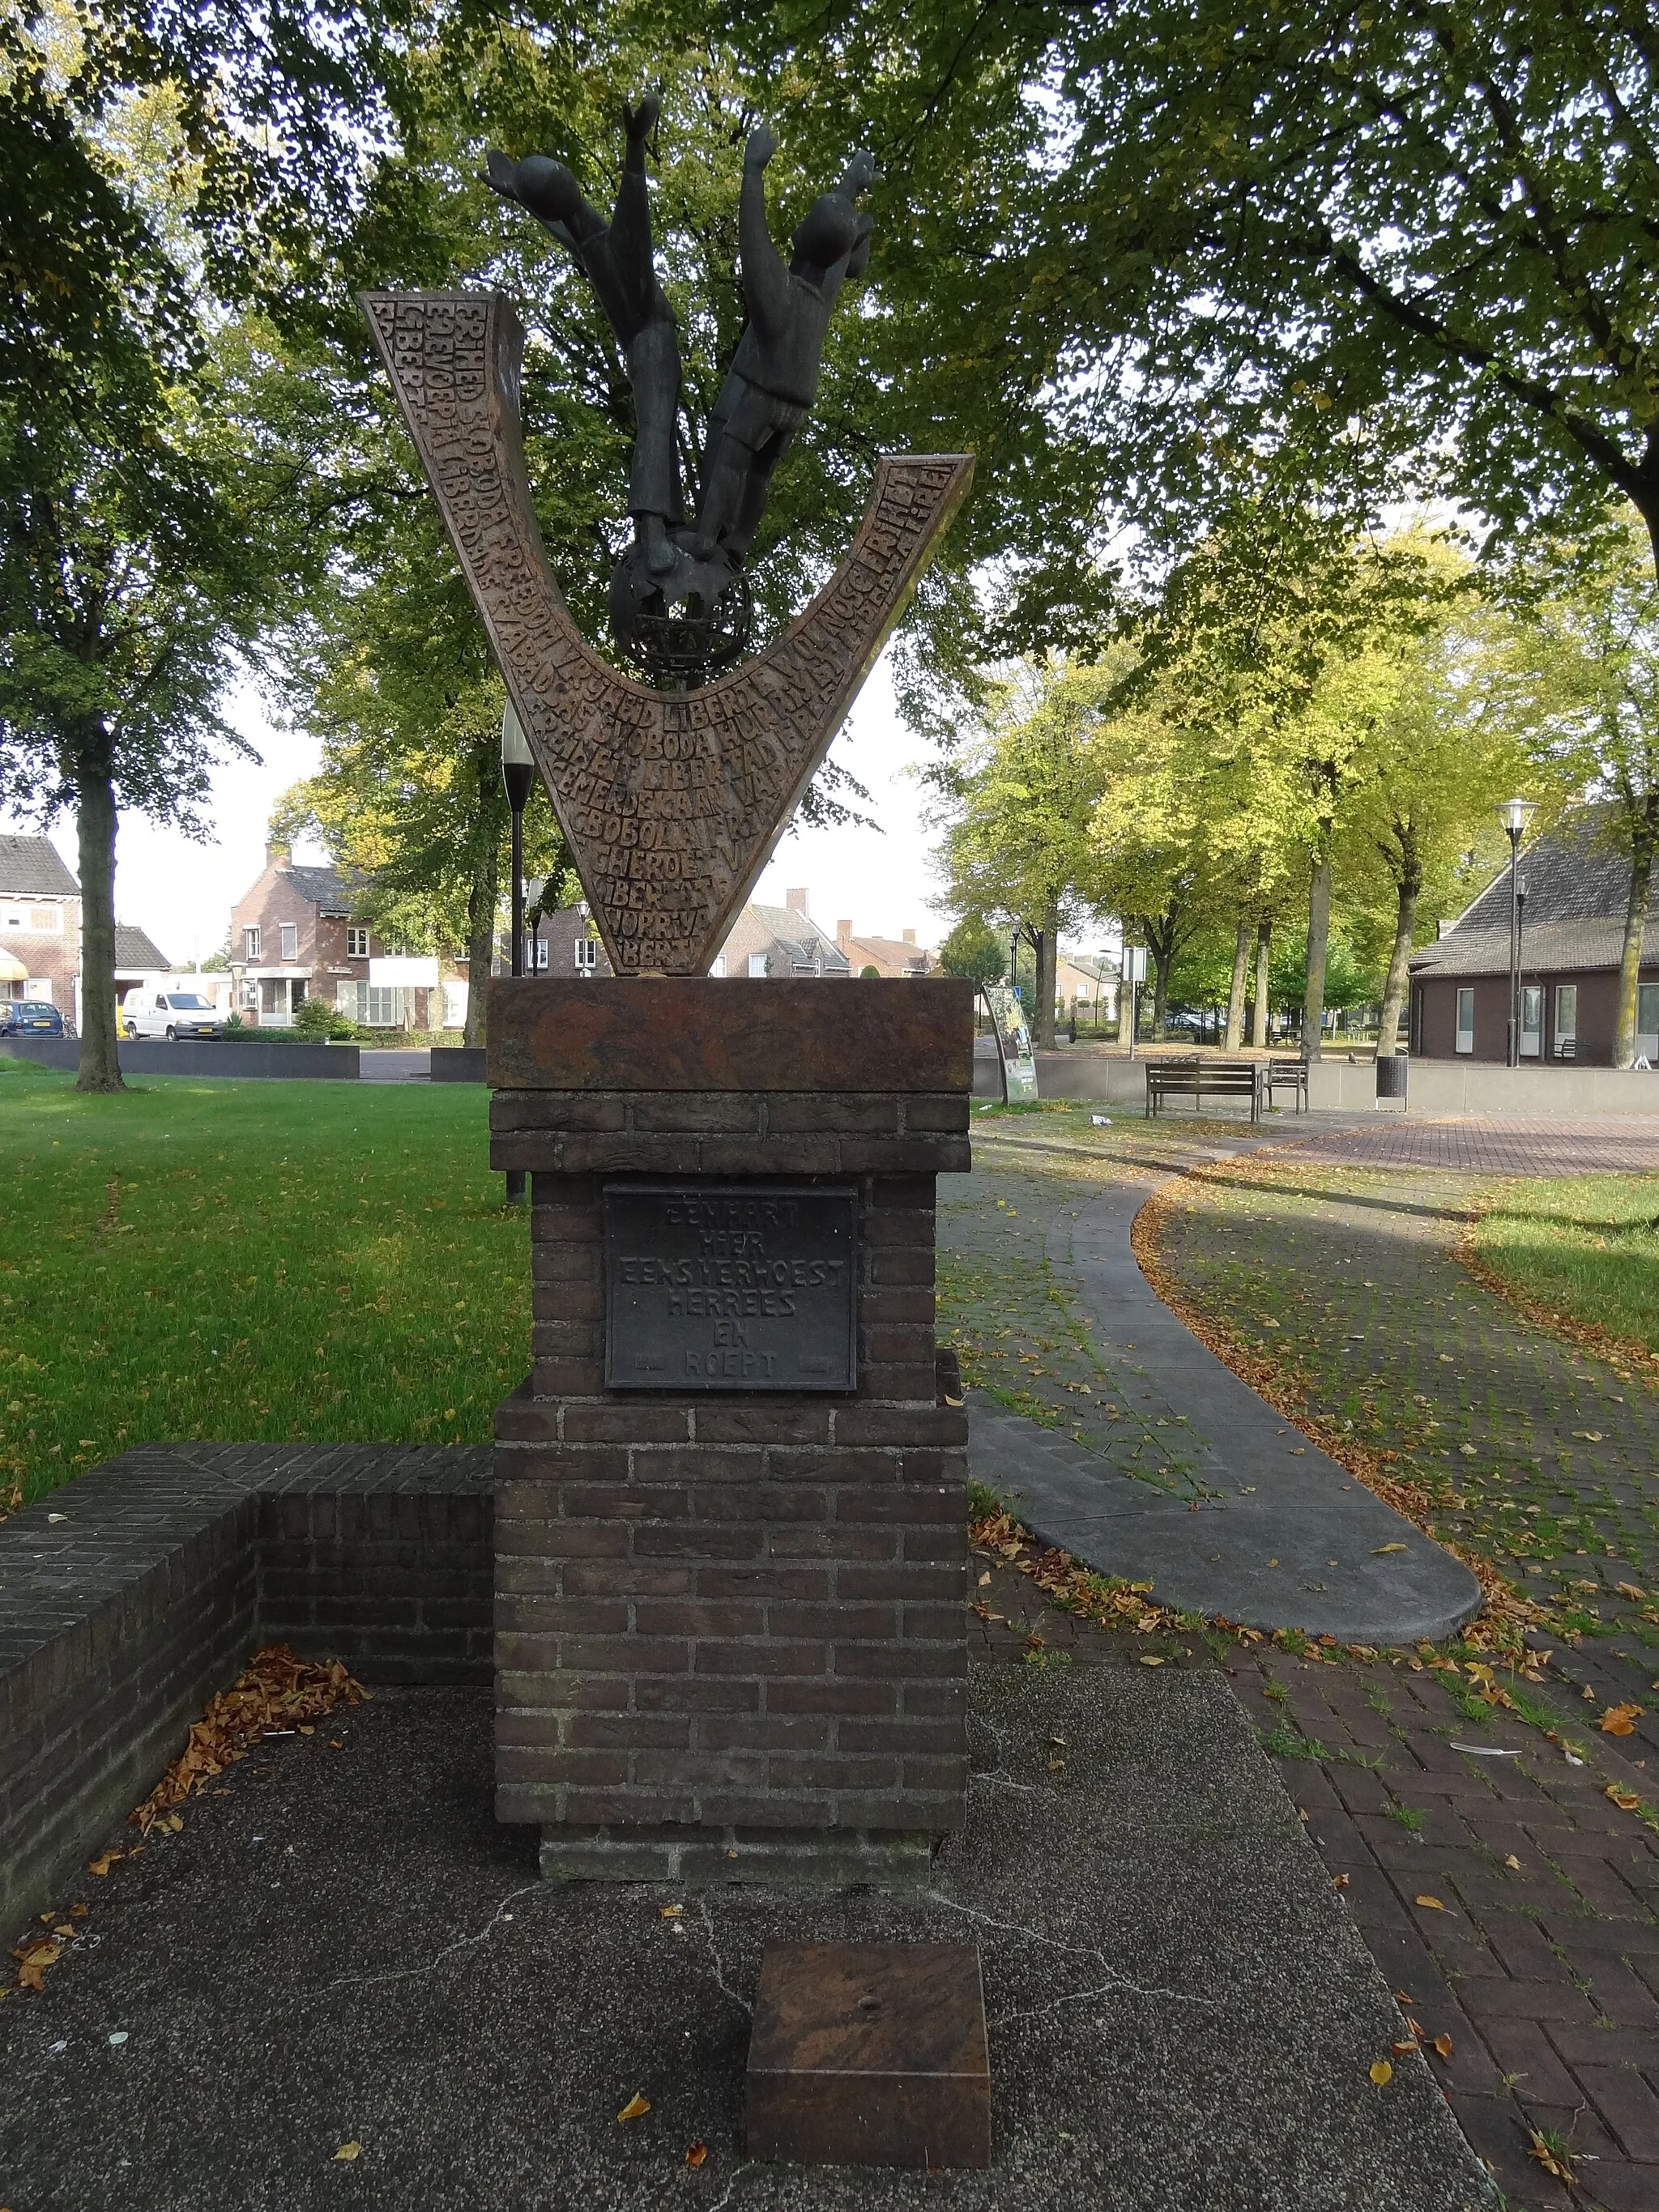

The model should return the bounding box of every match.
[603,1183,857,1392]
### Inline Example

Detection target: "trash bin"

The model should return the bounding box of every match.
[1375,1053,1408,1101]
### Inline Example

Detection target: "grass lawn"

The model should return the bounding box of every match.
[1469,1174,1659,1357]
[0,1060,528,1507]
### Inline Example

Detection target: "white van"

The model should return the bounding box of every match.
[125,987,223,1041]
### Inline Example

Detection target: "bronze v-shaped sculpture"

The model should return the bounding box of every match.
[359,288,970,976]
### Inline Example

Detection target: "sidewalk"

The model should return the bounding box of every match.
[952,1123,1479,1640]
[0,1665,1493,2212]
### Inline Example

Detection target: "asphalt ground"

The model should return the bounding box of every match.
[0,1664,1493,2212]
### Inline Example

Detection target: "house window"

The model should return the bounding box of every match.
[574,938,597,974]
[279,922,298,961]
[1455,987,1474,1054]
[1555,983,1577,1059]
[28,905,58,932]
[748,952,770,978]
[1638,983,1659,1065]
[240,980,257,1009]
[347,926,369,958]
[529,937,549,970]
[244,925,260,959]
[365,986,404,1027]
[1520,985,1542,1058]
[709,954,727,977]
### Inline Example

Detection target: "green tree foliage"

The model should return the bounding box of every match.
[934,663,1107,1047]
[270,496,574,1049]
[0,0,397,1090]
[824,2,1659,595]
[1499,509,1659,1064]
[936,914,1008,989]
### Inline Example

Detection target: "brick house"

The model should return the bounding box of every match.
[0,834,80,1011]
[1410,803,1659,1065]
[525,899,614,980]
[833,919,935,976]
[712,889,851,977]
[229,844,390,1027]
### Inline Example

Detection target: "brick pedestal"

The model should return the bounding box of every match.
[488,978,973,1885]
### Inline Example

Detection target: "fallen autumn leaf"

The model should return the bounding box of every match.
[617,2092,650,2124]
[333,2143,361,2163]
[685,2143,708,2168]
[1368,2060,1392,2086]
[1414,1895,1448,1912]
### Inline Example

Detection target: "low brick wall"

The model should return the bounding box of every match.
[0,1444,491,1934]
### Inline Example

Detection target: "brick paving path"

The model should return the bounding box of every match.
[1291,1116,1659,1174]
[971,1554,1659,2211]
[951,1112,1659,2207]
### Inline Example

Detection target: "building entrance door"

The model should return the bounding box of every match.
[1520,985,1542,1059]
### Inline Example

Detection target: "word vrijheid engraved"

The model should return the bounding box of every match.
[360,294,970,978]
[603,1184,857,1392]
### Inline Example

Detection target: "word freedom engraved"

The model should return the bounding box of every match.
[604,1184,856,1392]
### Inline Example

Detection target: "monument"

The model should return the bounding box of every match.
[362,100,975,1897]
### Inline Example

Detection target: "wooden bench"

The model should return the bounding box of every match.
[1144,1059,1263,1121]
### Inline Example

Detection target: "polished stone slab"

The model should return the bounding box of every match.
[747,1942,990,2169]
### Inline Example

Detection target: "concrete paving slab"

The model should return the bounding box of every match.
[0,1668,1495,2211]
[965,1181,1480,1643]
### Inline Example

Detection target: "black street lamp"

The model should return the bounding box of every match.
[501,704,538,1204]
[1497,796,1537,1068]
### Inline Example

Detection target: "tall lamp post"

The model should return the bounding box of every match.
[1497,796,1537,1068]
[501,705,537,1204]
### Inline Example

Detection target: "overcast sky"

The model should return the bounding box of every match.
[3,650,989,968]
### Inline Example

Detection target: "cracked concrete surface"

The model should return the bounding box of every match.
[1,1669,1495,2211]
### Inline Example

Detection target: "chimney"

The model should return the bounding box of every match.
[786,887,808,916]
[902,927,916,945]
[266,840,290,869]
[836,918,852,950]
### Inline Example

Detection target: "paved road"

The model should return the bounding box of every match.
[358,1048,432,1083]
[1288,1115,1659,1173]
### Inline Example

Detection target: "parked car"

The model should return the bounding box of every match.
[124,990,223,1041]
[0,999,66,1038]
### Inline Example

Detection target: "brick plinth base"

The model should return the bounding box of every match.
[488,978,974,1885]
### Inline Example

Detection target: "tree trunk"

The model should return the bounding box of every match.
[1139,911,1178,1042]
[1376,834,1422,1060]
[1224,918,1248,1052]
[1031,923,1058,1050]
[463,740,505,1051]
[1302,848,1331,1063]
[75,755,124,1093]
[1250,917,1271,1049]
[1613,797,1658,1068]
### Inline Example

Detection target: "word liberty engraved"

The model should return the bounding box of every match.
[603,1185,857,1392]
[360,289,971,977]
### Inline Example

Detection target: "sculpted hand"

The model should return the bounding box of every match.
[745,122,778,170]
[842,149,876,198]
[623,91,660,144]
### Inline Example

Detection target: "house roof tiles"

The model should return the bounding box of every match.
[1410,917,1659,979]
[279,864,365,915]
[1447,802,1653,935]
[0,835,79,897]
[113,925,170,972]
